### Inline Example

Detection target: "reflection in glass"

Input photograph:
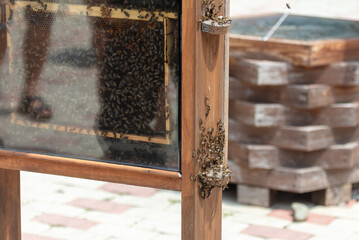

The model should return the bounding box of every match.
[0,0,180,170]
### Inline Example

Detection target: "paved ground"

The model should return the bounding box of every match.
[20,171,359,240]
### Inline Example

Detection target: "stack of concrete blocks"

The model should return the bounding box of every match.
[229,57,359,206]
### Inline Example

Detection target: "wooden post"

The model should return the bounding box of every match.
[0,169,21,240]
[0,5,20,239]
[181,0,228,238]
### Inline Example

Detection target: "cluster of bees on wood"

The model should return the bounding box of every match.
[200,0,231,26]
[192,98,232,199]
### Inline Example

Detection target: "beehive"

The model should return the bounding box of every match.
[229,13,359,206]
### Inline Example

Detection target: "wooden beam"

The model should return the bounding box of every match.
[274,126,334,151]
[0,169,21,240]
[230,34,359,67]
[230,34,312,66]
[0,150,181,191]
[279,142,359,170]
[181,0,226,238]
[312,184,352,206]
[230,161,328,193]
[229,100,285,127]
[281,84,334,109]
[229,57,359,87]
[13,1,177,21]
[237,184,276,207]
[228,141,278,170]
[229,58,289,86]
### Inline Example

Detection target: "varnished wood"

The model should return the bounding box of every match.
[13,1,177,21]
[0,169,21,240]
[181,0,226,238]
[230,35,312,66]
[230,34,359,67]
[0,150,181,191]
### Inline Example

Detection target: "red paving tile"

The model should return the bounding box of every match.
[306,213,335,225]
[22,233,61,240]
[68,198,132,214]
[99,183,157,197]
[346,199,357,208]
[33,213,98,230]
[268,209,334,225]
[268,209,293,221]
[241,225,312,240]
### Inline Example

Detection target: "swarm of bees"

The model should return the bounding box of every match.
[94,19,167,138]
[192,100,232,199]
[14,0,181,168]
[90,3,179,167]
[201,0,231,26]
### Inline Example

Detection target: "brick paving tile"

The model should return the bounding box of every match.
[241,225,312,240]
[67,198,132,214]
[99,183,157,197]
[22,233,62,240]
[268,209,335,225]
[268,209,293,221]
[33,213,98,230]
[346,200,357,208]
[306,213,335,225]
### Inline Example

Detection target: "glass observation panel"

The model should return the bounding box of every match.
[0,0,180,170]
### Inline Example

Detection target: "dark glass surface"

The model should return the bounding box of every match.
[0,0,180,170]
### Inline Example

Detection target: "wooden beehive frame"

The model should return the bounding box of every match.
[0,0,229,238]
[7,1,177,145]
[13,1,177,20]
[0,4,6,24]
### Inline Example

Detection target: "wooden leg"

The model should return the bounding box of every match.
[0,169,21,240]
[312,184,352,206]
[182,185,222,240]
[237,184,276,207]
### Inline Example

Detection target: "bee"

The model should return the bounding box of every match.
[206,104,211,117]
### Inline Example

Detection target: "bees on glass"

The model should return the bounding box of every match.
[16,0,180,168]
[95,16,168,141]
